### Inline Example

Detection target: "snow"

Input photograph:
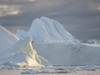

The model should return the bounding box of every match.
[0,25,19,52]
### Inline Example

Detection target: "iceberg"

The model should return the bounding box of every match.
[0,25,19,53]
[17,17,100,66]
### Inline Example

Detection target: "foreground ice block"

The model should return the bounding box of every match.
[17,17,100,66]
[0,38,44,67]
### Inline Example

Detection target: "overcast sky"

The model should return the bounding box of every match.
[0,0,100,40]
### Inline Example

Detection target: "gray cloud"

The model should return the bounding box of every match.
[0,0,100,40]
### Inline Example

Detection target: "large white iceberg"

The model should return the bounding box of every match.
[0,17,100,66]
[17,17,100,66]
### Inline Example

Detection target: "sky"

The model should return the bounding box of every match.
[0,0,100,40]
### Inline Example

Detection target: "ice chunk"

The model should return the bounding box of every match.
[0,38,44,67]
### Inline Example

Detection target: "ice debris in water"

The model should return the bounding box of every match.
[21,65,100,74]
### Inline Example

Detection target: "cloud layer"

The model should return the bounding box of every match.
[0,0,100,40]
